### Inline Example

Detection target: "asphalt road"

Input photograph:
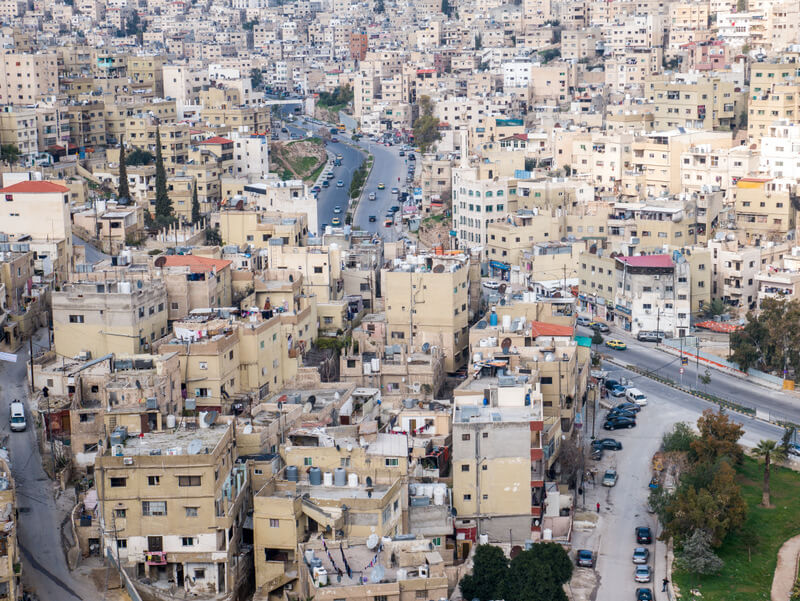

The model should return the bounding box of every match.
[0,329,95,600]
[577,323,800,425]
[72,234,110,264]
[573,364,784,601]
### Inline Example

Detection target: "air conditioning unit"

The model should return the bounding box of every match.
[653,275,660,280]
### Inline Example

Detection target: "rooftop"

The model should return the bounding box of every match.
[616,254,674,268]
[107,422,228,457]
[160,254,233,273]
[0,180,69,194]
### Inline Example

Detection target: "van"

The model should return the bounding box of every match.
[637,331,665,342]
[9,402,26,432]
[625,388,648,406]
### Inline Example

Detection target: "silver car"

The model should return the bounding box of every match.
[632,547,650,564]
[635,565,652,583]
[602,469,618,487]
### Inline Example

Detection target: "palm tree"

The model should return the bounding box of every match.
[753,439,786,506]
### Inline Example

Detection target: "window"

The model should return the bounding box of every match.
[340,457,351,467]
[540,376,553,385]
[68,315,84,323]
[110,477,127,488]
[178,476,201,487]
[313,266,323,274]
[304,457,313,466]
[270,519,280,528]
[185,507,198,517]
[194,569,205,580]
[147,476,160,486]
[461,433,470,441]
[385,458,399,467]
[181,537,195,547]
[114,508,126,518]
[463,494,472,501]
[461,464,470,472]
[141,501,167,516]
[116,539,127,549]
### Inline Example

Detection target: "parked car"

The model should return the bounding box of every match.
[482,280,501,290]
[590,321,610,333]
[331,137,339,143]
[389,205,400,213]
[614,402,642,413]
[322,180,329,188]
[369,215,376,222]
[408,153,416,160]
[625,388,648,406]
[632,548,650,564]
[592,438,623,451]
[635,566,653,583]
[608,408,637,419]
[311,186,321,193]
[604,417,636,430]
[636,527,652,544]
[384,218,393,227]
[576,316,592,326]
[576,549,595,568]
[637,331,665,342]
[399,150,405,156]
[636,588,653,601]
[602,469,618,487]
[609,385,628,398]
[605,339,627,350]
[590,447,604,461]
[604,379,621,391]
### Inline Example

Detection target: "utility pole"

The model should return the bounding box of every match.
[656,308,660,345]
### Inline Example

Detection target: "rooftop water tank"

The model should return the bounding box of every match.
[334,467,347,486]
[348,472,359,487]
[323,472,333,486]
[489,308,498,326]
[286,465,299,482]
[309,467,322,485]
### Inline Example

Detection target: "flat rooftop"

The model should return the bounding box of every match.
[298,481,392,501]
[107,424,227,456]
[454,403,540,424]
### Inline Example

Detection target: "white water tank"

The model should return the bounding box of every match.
[118,281,132,294]
[433,486,445,506]
[397,568,408,581]
[423,484,434,498]
[198,411,209,428]
[304,549,315,564]
[313,567,328,586]
[543,528,553,540]
[371,358,380,371]
[502,315,512,331]
[348,472,359,487]
[409,483,417,496]
[166,415,176,428]
[478,534,489,545]
[323,472,333,486]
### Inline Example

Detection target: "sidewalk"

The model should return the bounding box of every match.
[771,534,800,601]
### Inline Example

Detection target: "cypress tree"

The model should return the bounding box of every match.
[118,138,130,201]
[154,126,172,225]
[191,179,201,225]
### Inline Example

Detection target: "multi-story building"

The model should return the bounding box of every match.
[95,422,249,598]
[0,179,72,250]
[748,62,800,147]
[382,251,470,372]
[613,253,692,337]
[732,177,797,242]
[0,105,37,159]
[0,52,58,105]
[648,74,739,131]
[52,280,168,358]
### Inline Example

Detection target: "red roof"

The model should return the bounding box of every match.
[161,255,232,274]
[616,254,674,268]
[199,136,233,145]
[0,180,69,194]
[529,321,574,338]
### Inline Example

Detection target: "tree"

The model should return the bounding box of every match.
[699,368,712,393]
[662,422,698,453]
[703,298,726,317]
[780,427,796,456]
[475,33,482,50]
[250,68,264,90]
[0,144,20,164]
[753,439,786,506]
[675,529,724,576]
[502,543,572,601]
[539,48,561,63]
[126,147,154,166]
[730,298,800,375]
[591,330,603,351]
[205,224,222,246]
[459,544,507,601]
[691,408,744,464]
[738,523,761,563]
[191,180,201,225]
[118,139,130,201]
[557,437,583,488]
[413,96,441,152]
[441,0,451,16]
[153,126,173,226]
[736,0,747,12]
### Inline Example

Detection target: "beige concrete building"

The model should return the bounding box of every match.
[52,280,168,359]
[748,62,800,147]
[0,52,58,105]
[0,179,72,254]
[648,74,739,131]
[0,105,37,159]
[732,177,797,242]
[95,422,249,597]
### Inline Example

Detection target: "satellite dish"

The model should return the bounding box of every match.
[499,283,507,294]
[303,402,313,413]
[366,534,380,549]
[369,564,385,583]
[501,338,512,352]
[187,439,203,455]
[433,264,445,273]
[421,342,430,353]
[308,395,316,404]
[154,256,167,267]
[204,411,219,426]
[510,545,523,559]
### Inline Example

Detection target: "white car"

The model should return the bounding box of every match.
[625,388,648,406]
[333,206,342,214]
[482,280,501,290]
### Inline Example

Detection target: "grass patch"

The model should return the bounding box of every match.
[672,456,800,601]
[288,155,319,174]
[309,161,326,183]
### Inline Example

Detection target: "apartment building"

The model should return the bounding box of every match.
[0,456,20,601]
[158,255,233,320]
[52,280,168,358]
[0,52,58,105]
[95,422,249,597]
[218,209,308,249]
[760,122,800,179]
[452,162,515,252]
[748,62,800,147]
[733,177,797,242]
[679,144,758,196]
[613,254,692,337]
[0,105,37,159]
[127,55,165,96]
[648,75,738,131]
[0,179,72,248]
[381,251,470,372]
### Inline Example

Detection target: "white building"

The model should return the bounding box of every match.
[230,129,270,179]
[759,122,800,180]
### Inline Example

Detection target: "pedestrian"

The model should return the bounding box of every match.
[662,577,669,592]
[596,502,600,513]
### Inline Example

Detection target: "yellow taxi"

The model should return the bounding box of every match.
[605,339,627,351]
[377,182,385,190]
[331,217,341,226]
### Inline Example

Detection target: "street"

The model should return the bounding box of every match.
[0,329,95,600]
[572,359,784,601]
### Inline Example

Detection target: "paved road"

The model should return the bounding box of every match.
[576,323,800,425]
[0,329,94,600]
[573,363,784,601]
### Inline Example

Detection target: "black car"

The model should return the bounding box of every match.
[636,526,652,544]
[368,215,376,222]
[615,402,642,413]
[592,438,623,451]
[604,379,621,391]
[408,153,416,160]
[636,588,653,601]
[603,417,636,430]
[608,408,637,419]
